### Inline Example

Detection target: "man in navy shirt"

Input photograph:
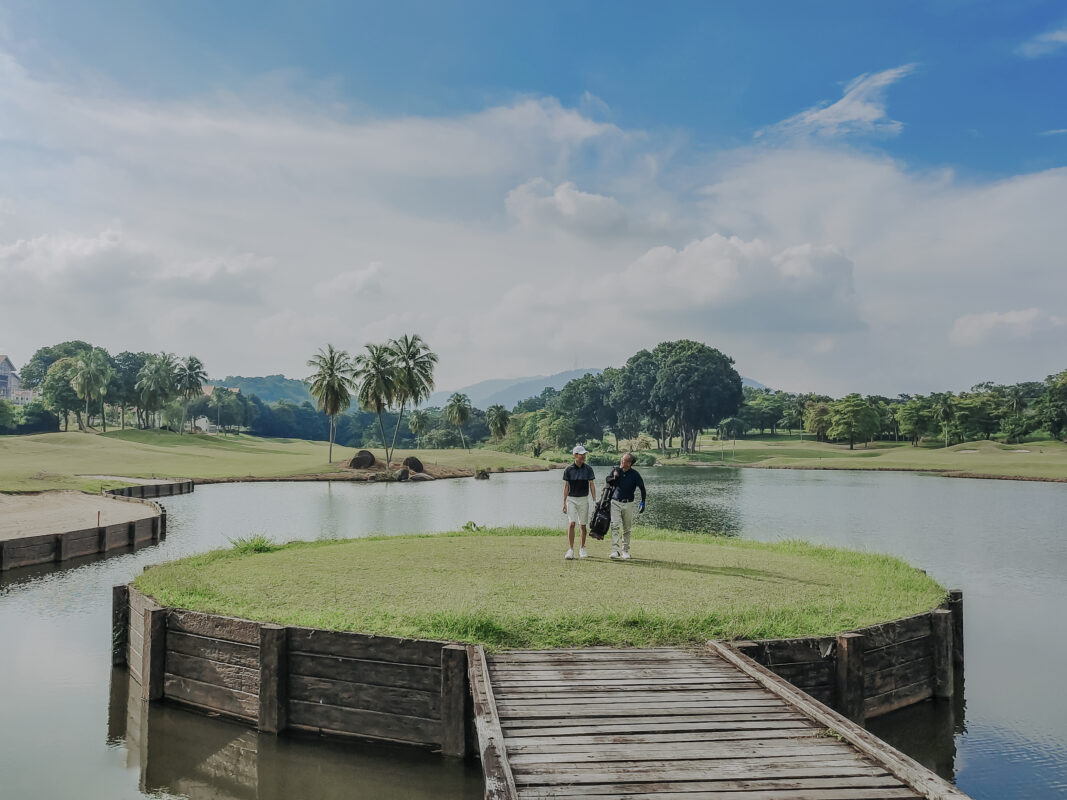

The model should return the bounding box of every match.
[562,445,596,560]
[606,452,646,560]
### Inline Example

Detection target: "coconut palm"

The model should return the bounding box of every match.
[444,392,473,451]
[175,356,207,435]
[353,343,399,466]
[387,334,438,463]
[71,348,113,431]
[486,404,510,440]
[136,353,177,429]
[305,345,357,464]
[408,409,429,449]
[930,392,956,448]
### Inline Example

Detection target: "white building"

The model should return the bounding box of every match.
[0,355,37,405]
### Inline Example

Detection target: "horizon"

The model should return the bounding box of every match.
[2,3,1066,396]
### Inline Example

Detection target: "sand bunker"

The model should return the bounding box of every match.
[957,449,979,453]
[1007,449,1031,453]
[0,492,157,541]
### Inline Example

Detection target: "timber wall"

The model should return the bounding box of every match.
[114,587,471,755]
[734,590,964,722]
[106,480,194,499]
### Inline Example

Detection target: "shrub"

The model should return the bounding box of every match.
[228,534,277,554]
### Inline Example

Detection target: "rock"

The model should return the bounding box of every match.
[350,450,376,469]
[409,472,435,481]
[475,469,491,480]
[394,468,410,482]
[402,456,424,473]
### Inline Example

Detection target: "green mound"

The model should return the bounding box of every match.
[134,527,946,650]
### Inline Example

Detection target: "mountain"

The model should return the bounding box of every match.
[742,377,768,390]
[423,369,603,410]
[210,375,313,405]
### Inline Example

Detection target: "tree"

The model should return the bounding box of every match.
[112,351,149,429]
[444,392,472,451]
[896,397,931,446]
[930,392,957,448]
[15,400,59,434]
[408,409,429,448]
[41,358,83,430]
[353,343,398,465]
[387,335,438,463]
[71,348,113,431]
[827,394,880,450]
[175,356,207,434]
[305,345,357,463]
[486,404,510,440]
[18,341,93,390]
[136,353,178,429]
[804,402,832,442]
[0,398,14,433]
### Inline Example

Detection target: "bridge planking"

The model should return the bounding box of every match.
[470,645,971,800]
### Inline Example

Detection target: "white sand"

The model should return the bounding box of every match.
[0,492,157,540]
[956,449,979,453]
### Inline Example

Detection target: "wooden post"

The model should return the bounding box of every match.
[112,585,130,666]
[835,632,865,724]
[258,624,288,734]
[948,589,964,669]
[0,540,7,571]
[931,608,954,699]
[98,526,107,554]
[440,644,470,757]
[159,509,167,540]
[140,607,166,702]
[54,533,67,562]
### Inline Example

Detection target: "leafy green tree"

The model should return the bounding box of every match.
[305,345,357,463]
[556,372,610,442]
[18,341,93,389]
[827,394,880,449]
[0,398,15,433]
[804,402,832,442]
[15,400,59,433]
[175,356,208,435]
[112,351,149,429]
[1037,370,1067,439]
[486,404,510,440]
[512,386,560,414]
[354,343,399,464]
[41,358,83,430]
[387,335,438,463]
[71,348,113,431]
[896,397,932,446]
[444,392,473,451]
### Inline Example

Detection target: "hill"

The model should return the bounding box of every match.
[423,368,602,410]
[210,375,313,405]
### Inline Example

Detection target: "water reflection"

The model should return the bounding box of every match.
[108,669,483,800]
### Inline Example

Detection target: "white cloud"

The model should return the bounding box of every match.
[1017,24,1067,58]
[313,262,385,301]
[757,64,917,139]
[1039,128,1067,136]
[506,179,629,236]
[950,309,1066,347]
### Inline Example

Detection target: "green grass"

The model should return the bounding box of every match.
[0,430,547,492]
[133,526,946,650]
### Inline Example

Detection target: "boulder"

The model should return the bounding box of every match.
[394,468,410,482]
[475,469,491,480]
[350,449,376,469]
[402,456,424,474]
[409,472,435,481]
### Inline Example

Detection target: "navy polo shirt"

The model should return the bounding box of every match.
[608,466,646,503]
[563,463,596,497]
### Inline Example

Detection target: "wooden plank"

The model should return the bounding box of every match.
[740,639,832,665]
[164,649,259,694]
[518,775,911,795]
[508,741,856,765]
[707,641,969,800]
[836,632,864,723]
[493,675,754,687]
[866,656,933,696]
[288,652,440,691]
[469,645,518,800]
[501,713,810,732]
[767,660,834,687]
[141,606,166,701]
[259,623,287,734]
[513,761,890,785]
[163,673,258,720]
[440,644,469,758]
[498,700,785,718]
[931,608,954,699]
[864,681,934,719]
[166,631,259,669]
[505,728,821,747]
[287,699,441,746]
[519,786,917,799]
[489,668,743,680]
[167,609,260,645]
[289,674,439,718]
[288,627,444,666]
[112,585,129,667]
[864,636,933,673]
[496,689,773,705]
[861,613,932,651]
[947,589,964,668]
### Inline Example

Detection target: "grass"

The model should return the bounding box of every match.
[0,430,547,493]
[133,526,946,650]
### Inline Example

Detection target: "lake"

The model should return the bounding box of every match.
[1,466,1065,798]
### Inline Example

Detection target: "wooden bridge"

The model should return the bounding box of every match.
[468,642,971,800]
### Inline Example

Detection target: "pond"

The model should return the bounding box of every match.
[1,466,1065,798]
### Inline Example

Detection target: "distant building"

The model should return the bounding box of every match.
[0,355,22,399]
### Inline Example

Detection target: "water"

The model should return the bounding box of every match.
[2,467,1066,798]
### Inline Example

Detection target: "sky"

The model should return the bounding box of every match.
[1,1,1066,396]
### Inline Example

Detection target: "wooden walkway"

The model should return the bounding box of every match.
[468,642,971,800]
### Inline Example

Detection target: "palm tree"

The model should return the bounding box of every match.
[444,392,473,451]
[136,353,177,429]
[71,349,112,431]
[353,343,398,466]
[387,334,438,462]
[305,345,357,464]
[408,409,429,449]
[931,392,956,448]
[175,356,207,435]
[208,387,228,435]
[486,404,510,440]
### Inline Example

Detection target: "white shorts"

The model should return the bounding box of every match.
[566,495,591,525]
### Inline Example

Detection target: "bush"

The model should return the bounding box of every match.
[228,534,277,554]
[634,453,657,466]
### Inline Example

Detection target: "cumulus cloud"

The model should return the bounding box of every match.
[949,309,1067,347]
[313,262,385,301]
[1016,24,1067,58]
[757,64,917,139]
[506,179,629,236]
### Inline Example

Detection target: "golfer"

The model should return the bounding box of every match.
[562,445,596,560]
[607,452,646,560]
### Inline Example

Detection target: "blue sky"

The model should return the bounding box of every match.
[2,1,1066,393]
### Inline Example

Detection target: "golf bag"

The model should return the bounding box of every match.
[589,486,612,539]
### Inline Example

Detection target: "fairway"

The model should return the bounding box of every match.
[134,527,946,649]
[0,430,548,493]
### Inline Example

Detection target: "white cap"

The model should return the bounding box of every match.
[572,445,587,455]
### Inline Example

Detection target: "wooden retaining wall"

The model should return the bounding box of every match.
[114,587,472,756]
[734,590,964,723]
[105,479,194,500]
[0,506,163,572]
